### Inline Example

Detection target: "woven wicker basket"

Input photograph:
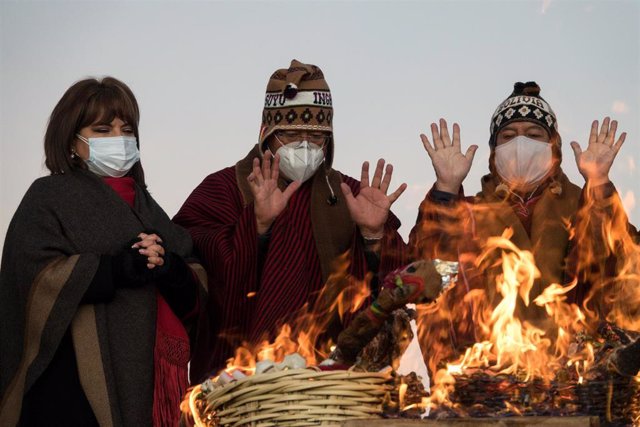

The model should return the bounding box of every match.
[189,368,393,427]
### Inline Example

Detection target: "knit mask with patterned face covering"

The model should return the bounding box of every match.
[259,59,334,168]
[489,81,557,148]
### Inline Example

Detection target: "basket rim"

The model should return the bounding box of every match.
[192,368,393,427]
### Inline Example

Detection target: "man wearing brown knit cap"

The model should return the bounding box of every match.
[409,82,638,361]
[175,60,408,381]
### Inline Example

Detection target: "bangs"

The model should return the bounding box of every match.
[78,83,139,129]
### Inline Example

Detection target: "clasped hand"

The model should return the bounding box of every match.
[132,232,165,269]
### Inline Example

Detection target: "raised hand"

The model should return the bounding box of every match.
[340,159,407,238]
[570,117,626,187]
[247,152,301,235]
[421,118,477,194]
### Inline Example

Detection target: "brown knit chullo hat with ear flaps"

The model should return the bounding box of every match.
[259,59,334,164]
[490,81,558,147]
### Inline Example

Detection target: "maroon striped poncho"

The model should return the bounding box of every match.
[174,147,408,382]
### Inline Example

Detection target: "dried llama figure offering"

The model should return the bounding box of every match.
[328,259,458,368]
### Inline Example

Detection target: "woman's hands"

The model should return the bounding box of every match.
[132,232,165,269]
[118,232,188,289]
[570,117,627,187]
[341,159,407,239]
[247,152,301,235]
[421,118,477,194]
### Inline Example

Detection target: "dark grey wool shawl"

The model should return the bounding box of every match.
[0,169,200,426]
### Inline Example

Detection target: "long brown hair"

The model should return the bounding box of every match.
[44,76,146,187]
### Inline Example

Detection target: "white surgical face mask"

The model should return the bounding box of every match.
[273,139,325,183]
[76,135,140,178]
[494,135,553,188]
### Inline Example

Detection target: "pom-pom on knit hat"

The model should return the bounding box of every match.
[259,59,333,149]
[489,81,557,147]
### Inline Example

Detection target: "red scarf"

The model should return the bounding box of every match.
[103,177,189,427]
[509,194,542,237]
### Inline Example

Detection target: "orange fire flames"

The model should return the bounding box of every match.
[184,187,639,421]
[212,252,372,376]
[422,188,640,412]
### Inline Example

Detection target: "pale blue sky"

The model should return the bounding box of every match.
[1,0,638,253]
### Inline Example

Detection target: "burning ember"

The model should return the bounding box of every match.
[426,323,640,425]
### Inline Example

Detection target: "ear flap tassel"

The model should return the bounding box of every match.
[549,178,563,196]
[495,182,510,199]
[325,174,337,206]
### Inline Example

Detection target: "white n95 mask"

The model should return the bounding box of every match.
[494,136,553,187]
[77,135,140,177]
[274,140,325,183]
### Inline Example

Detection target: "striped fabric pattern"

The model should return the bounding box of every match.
[175,166,407,378]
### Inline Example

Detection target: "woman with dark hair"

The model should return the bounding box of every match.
[0,77,204,426]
